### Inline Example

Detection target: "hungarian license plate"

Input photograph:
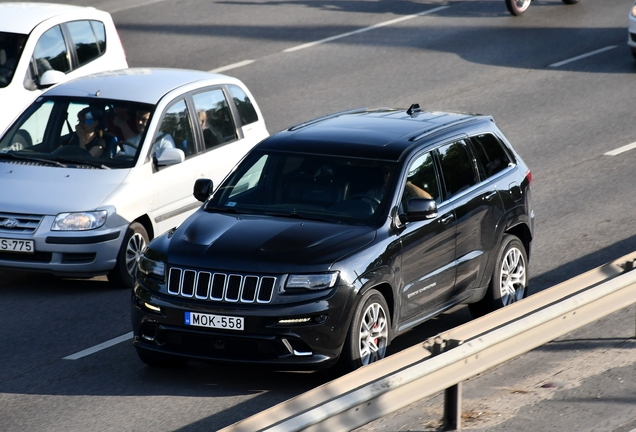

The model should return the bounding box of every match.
[0,238,35,253]
[185,312,244,331]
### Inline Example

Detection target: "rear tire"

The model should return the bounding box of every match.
[108,222,149,289]
[469,235,528,318]
[505,0,531,16]
[136,348,187,368]
[338,289,390,373]
[631,46,636,61]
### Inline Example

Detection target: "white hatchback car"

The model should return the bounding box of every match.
[0,2,128,136]
[0,68,269,288]
[629,1,636,59]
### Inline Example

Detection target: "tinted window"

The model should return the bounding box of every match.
[405,152,441,204]
[33,26,70,75]
[192,89,237,149]
[66,20,101,66]
[436,140,477,199]
[228,84,258,126]
[471,133,512,179]
[209,151,396,225]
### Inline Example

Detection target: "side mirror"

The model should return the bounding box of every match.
[399,198,438,223]
[38,70,66,88]
[193,178,213,202]
[155,147,185,166]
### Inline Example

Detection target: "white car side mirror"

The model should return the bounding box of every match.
[156,147,185,166]
[39,70,66,88]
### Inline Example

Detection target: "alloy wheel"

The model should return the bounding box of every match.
[358,302,388,365]
[498,246,527,305]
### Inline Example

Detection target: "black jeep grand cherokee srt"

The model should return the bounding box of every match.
[132,105,533,372]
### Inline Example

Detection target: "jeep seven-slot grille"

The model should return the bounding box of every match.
[167,267,276,303]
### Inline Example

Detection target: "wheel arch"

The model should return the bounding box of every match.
[360,282,395,337]
[133,214,154,241]
[505,222,532,259]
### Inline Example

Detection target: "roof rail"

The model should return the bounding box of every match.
[287,107,369,131]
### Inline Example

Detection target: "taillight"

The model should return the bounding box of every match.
[525,170,532,185]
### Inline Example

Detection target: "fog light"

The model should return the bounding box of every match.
[314,314,328,324]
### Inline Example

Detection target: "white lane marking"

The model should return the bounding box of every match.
[102,0,170,14]
[283,6,450,53]
[549,45,617,68]
[210,60,255,73]
[605,141,636,156]
[63,332,133,360]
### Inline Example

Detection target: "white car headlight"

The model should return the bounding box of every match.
[138,254,166,281]
[51,210,107,231]
[633,3,636,17]
[286,272,339,291]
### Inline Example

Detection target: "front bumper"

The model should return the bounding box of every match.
[0,214,125,277]
[131,282,351,369]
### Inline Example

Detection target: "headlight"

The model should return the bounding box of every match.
[138,254,166,281]
[633,3,636,17]
[286,272,339,291]
[51,210,107,230]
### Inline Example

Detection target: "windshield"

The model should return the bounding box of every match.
[207,150,397,226]
[0,96,155,169]
[0,32,27,88]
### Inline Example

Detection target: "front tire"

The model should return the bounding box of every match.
[339,289,390,372]
[108,222,149,288]
[505,0,531,16]
[469,235,528,318]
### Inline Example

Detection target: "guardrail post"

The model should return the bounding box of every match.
[424,337,463,430]
[444,381,462,430]
[623,259,636,339]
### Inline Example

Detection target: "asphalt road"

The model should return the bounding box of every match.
[1,0,636,431]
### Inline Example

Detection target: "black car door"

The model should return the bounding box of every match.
[397,151,457,331]
[437,138,505,301]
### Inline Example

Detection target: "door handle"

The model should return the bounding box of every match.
[440,213,454,224]
[483,191,497,201]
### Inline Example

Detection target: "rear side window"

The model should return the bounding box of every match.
[470,133,512,179]
[228,84,258,126]
[66,20,105,66]
[33,26,70,75]
[192,88,237,149]
[436,140,478,199]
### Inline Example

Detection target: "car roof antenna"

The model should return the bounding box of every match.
[407,103,421,116]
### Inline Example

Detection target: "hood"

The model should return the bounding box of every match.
[166,211,377,273]
[0,162,129,214]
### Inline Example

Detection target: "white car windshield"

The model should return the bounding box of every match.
[0,97,155,169]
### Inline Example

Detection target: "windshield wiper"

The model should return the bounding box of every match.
[0,152,68,167]
[264,211,339,224]
[204,205,241,213]
[52,157,110,169]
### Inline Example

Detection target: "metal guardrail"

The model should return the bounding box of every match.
[219,252,636,432]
